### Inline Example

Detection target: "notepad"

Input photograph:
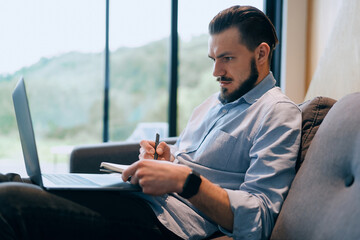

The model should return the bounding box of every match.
[100,162,130,174]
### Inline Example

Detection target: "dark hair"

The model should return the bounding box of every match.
[209,5,278,61]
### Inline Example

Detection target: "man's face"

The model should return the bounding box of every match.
[208,27,259,104]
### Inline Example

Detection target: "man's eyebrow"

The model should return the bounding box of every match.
[208,52,233,59]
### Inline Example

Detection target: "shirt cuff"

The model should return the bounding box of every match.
[222,189,263,240]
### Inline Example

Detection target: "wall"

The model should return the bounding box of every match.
[280,0,308,104]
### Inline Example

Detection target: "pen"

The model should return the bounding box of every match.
[154,133,160,160]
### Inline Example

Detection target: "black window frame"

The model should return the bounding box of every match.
[265,0,283,87]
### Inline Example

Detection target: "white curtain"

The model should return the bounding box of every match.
[305,0,360,100]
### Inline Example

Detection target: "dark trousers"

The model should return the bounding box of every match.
[0,175,182,240]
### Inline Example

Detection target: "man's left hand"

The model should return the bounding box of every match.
[122,160,190,196]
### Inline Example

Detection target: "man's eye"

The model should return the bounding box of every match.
[223,57,233,62]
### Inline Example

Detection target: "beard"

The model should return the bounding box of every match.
[218,58,259,104]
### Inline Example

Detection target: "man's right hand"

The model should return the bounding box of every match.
[139,140,172,161]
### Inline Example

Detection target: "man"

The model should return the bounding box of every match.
[0,5,301,240]
[120,5,301,239]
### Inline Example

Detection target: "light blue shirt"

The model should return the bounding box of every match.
[138,73,301,240]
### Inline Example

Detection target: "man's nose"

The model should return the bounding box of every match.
[212,61,225,77]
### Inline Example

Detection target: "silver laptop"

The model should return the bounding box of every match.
[12,77,140,191]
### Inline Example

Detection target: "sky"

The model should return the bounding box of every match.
[0,0,263,75]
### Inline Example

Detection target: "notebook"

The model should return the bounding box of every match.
[12,77,140,191]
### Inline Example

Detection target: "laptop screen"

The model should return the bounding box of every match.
[12,77,43,186]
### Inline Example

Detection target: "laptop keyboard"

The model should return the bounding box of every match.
[43,174,98,186]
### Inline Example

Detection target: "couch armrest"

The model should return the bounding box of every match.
[69,137,178,173]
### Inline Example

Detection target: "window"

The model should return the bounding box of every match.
[0,1,274,176]
[0,0,105,174]
[108,0,171,142]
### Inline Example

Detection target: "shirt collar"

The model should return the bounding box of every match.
[242,72,276,104]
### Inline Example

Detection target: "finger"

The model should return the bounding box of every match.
[121,161,138,182]
[139,147,145,155]
[138,148,151,159]
[155,142,166,156]
[140,140,156,150]
[156,141,171,156]
[130,175,140,185]
[140,140,155,154]
[155,142,171,161]
[139,152,156,160]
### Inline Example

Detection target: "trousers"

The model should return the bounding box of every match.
[0,177,182,240]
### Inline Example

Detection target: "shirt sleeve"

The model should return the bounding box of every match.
[170,143,180,164]
[221,102,301,240]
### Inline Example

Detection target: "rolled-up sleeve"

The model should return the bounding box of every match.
[221,102,301,239]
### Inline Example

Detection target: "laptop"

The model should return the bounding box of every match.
[12,77,140,191]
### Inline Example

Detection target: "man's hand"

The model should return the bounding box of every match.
[139,140,172,161]
[122,160,190,196]
[122,159,234,231]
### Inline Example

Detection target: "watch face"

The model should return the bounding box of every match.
[179,170,202,199]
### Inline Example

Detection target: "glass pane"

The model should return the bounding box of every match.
[178,1,264,133]
[109,1,170,142]
[0,1,105,175]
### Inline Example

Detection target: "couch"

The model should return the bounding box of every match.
[70,93,360,239]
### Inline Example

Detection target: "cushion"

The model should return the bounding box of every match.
[296,96,336,171]
[70,137,178,173]
[271,92,360,240]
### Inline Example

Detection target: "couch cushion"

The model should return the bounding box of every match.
[70,137,178,173]
[296,96,336,171]
[270,92,360,240]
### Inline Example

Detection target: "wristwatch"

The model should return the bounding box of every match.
[179,170,202,199]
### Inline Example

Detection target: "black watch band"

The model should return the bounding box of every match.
[179,170,202,199]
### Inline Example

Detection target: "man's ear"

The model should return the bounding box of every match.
[256,42,270,66]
